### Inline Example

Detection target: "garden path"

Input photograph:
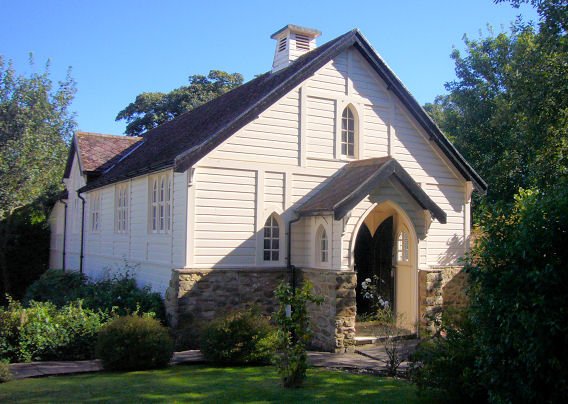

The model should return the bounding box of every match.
[8,339,419,380]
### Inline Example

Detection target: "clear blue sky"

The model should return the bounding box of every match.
[1,0,538,136]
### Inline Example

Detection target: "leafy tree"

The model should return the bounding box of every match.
[425,0,567,204]
[0,56,76,299]
[468,184,568,402]
[116,70,243,136]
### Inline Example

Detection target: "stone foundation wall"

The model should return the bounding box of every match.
[300,268,357,353]
[419,266,469,333]
[165,268,288,330]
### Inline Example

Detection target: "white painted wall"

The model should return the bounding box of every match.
[198,45,469,270]
[49,43,472,294]
[50,161,187,294]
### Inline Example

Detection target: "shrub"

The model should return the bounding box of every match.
[466,186,568,402]
[273,281,323,388]
[410,310,485,403]
[0,360,11,383]
[81,273,165,321]
[200,308,275,364]
[411,185,568,402]
[96,315,174,371]
[23,269,86,307]
[24,267,165,322]
[0,298,106,363]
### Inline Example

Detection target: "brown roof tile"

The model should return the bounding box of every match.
[296,157,447,223]
[78,29,486,193]
[67,132,142,178]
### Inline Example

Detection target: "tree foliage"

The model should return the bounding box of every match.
[0,56,76,298]
[116,70,243,136]
[468,184,568,402]
[425,0,567,204]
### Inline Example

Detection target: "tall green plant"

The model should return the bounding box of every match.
[273,281,322,388]
[466,185,568,402]
[0,56,76,298]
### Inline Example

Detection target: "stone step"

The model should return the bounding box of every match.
[354,333,418,346]
[354,336,379,345]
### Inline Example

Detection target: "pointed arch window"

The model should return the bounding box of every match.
[397,229,410,262]
[341,106,356,158]
[317,226,329,264]
[263,214,280,261]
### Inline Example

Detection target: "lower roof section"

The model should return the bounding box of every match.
[296,157,447,224]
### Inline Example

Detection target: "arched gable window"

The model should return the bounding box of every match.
[397,228,410,262]
[316,225,329,264]
[341,106,356,158]
[263,214,280,261]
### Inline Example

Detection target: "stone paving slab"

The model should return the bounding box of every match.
[9,350,205,380]
[8,341,418,380]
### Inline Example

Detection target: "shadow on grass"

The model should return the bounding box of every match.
[0,364,430,403]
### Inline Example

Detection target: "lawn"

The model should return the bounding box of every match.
[0,364,430,403]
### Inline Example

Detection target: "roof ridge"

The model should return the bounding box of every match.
[77,131,142,140]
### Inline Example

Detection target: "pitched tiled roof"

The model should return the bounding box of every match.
[79,29,487,193]
[64,132,142,179]
[297,157,447,223]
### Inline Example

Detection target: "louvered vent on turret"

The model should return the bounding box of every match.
[271,24,321,72]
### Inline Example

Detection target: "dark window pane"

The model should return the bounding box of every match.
[342,143,347,155]
[264,239,270,249]
[264,227,270,237]
[272,239,279,249]
[272,251,279,261]
[264,251,271,261]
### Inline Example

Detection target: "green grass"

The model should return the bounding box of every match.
[0,364,430,403]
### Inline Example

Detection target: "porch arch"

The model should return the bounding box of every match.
[349,200,419,332]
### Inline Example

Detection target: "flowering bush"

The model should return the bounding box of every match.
[361,275,390,311]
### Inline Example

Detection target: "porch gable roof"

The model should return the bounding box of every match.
[296,157,447,224]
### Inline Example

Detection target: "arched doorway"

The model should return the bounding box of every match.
[354,217,394,317]
[352,201,418,333]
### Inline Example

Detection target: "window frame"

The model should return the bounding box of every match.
[341,106,356,158]
[89,192,101,233]
[263,214,281,262]
[316,225,329,265]
[115,182,129,234]
[397,228,410,263]
[150,173,172,234]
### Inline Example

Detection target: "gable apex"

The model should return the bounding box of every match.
[79,28,486,195]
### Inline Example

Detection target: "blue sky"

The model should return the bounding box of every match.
[1,0,538,135]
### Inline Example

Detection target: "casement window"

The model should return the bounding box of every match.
[316,225,329,264]
[90,192,101,232]
[341,106,356,158]
[397,229,410,262]
[115,183,129,233]
[150,173,172,233]
[263,214,280,262]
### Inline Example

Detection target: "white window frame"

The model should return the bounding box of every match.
[263,214,281,262]
[150,173,172,234]
[316,225,329,265]
[115,183,129,234]
[90,192,101,233]
[335,102,362,160]
[397,228,410,263]
[341,106,356,158]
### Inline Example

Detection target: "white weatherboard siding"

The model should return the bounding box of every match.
[193,167,257,268]
[49,42,471,296]
[196,46,469,269]
[52,164,186,294]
